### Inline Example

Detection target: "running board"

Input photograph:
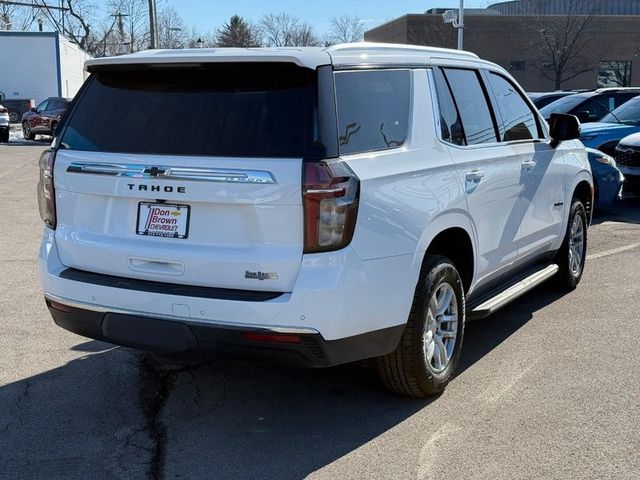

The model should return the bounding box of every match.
[467,264,559,321]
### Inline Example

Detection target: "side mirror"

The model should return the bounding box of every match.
[30,107,37,113]
[549,113,580,148]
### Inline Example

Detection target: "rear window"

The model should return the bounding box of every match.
[335,70,411,155]
[60,64,319,158]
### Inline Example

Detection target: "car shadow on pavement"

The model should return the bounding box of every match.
[591,196,640,225]
[0,284,568,479]
[459,283,567,374]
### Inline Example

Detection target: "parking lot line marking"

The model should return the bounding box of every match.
[587,243,640,261]
[0,158,35,179]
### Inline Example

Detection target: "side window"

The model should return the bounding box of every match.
[615,93,638,108]
[443,68,498,145]
[431,68,465,146]
[571,98,609,122]
[335,69,411,155]
[36,100,50,113]
[486,72,540,141]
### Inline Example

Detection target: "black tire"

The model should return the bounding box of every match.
[0,129,8,143]
[50,121,58,137]
[22,122,35,141]
[376,255,465,398]
[555,198,588,290]
[9,111,19,123]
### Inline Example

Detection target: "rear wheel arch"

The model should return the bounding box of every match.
[422,227,474,294]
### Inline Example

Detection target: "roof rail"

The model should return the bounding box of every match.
[325,42,480,60]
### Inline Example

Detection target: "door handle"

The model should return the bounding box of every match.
[521,160,537,172]
[465,170,485,183]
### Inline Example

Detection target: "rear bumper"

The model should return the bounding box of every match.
[40,228,417,364]
[45,297,404,367]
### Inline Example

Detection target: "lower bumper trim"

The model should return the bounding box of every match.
[46,298,404,368]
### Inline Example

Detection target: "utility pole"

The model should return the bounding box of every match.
[457,0,464,50]
[147,0,158,49]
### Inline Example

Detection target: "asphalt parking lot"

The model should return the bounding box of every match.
[0,138,639,480]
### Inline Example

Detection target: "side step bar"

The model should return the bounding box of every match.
[467,264,559,321]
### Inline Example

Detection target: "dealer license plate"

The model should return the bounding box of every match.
[136,202,190,239]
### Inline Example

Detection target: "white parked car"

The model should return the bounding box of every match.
[38,44,593,397]
[0,104,9,142]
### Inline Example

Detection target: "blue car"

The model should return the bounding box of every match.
[578,96,640,155]
[585,148,624,208]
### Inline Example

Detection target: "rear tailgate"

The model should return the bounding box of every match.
[53,62,332,292]
[54,151,303,292]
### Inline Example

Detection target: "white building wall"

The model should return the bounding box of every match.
[0,32,59,103]
[58,35,91,99]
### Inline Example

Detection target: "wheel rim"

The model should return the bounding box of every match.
[9,112,18,122]
[23,123,30,138]
[423,282,458,374]
[568,214,585,276]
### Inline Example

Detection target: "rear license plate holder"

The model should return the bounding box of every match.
[136,202,190,239]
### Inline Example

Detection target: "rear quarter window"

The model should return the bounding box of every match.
[335,70,411,155]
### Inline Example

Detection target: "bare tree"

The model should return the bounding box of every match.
[32,0,95,50]
[524,0,601,90]
[259,12,320,47]
[156,5,187,48]
[216,15,260,47]
[0,2,35,31]
[325,15,364,45]
[105,0,149,54]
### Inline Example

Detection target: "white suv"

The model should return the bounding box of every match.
[38,44,592,397]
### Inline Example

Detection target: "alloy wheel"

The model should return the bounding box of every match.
[568,214,585,276]
[423,282,458,373]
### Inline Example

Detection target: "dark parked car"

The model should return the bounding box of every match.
[21,97,70,140]
[2,98,35,123]
[540,88,640,123]
[527,91,576,109]
[585,148,624,208]
[614,132,640,195]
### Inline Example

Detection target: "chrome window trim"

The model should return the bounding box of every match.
[426,67,552,151]
[66,162,277,184]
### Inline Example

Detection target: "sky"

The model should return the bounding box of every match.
[171,0,489,36]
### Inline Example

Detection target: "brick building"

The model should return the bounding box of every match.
[365,1,640,91]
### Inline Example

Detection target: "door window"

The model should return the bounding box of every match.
[431,68,465,146]
[442,68,498,145]
[486,72,541,141]
[36,100,50,113]
[571,97,612,122]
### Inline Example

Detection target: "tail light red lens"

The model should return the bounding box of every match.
[37,150,57,229]
[0,108,7,113]
[302,161,359,253]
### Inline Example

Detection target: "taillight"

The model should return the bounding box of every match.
[0,108,7,113]
[37,150,57,229]
[302,160,359,253]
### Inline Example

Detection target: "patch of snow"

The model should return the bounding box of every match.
[9,128,23,141]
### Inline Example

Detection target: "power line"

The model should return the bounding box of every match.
[0,1,67,10]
